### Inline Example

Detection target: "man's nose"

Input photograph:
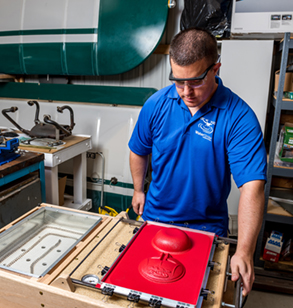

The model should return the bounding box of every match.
[183,83,193,94]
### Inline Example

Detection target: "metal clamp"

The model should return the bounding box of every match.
[127,292,140,303]
[102,286,115,296]
[149,298,162,308]
[200,288,215,300]
[208,260,221,270]
[222,273,243,308]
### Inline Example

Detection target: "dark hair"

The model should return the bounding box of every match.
[169,27,218,66]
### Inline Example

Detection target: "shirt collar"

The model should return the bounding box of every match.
[167,76,229,110]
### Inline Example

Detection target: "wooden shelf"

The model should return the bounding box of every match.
[267,198,293,217]
[264,259,293,273]
[273,95,293,102]
[254,266,293,294]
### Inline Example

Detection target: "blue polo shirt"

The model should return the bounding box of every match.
[128,77,267,236]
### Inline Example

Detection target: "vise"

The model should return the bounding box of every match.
[0,137,20,166]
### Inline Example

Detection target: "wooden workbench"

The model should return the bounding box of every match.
[18,135,90,154]
[19,135,92,210]
[0,152,45,228]
[0,151,45,200]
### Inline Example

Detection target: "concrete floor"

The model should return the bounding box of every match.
[245,290,293,307]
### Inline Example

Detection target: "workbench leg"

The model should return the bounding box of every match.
[73,152,87,205]
[39,160,46,203]
[45,166,59,205]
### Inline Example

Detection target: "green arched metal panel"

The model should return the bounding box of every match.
[97,0,169,75]
[0,0,169,76]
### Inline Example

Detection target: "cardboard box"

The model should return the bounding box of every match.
[263,248,280,263]
[274,70,293,93]
[263,231,283,263]
[271,230,283,241]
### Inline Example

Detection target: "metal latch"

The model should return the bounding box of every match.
[127,292,140,303]
[101,286,114,296]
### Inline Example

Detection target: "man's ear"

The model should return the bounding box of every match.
[213,62,221,75]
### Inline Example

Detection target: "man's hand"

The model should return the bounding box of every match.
[132,190,146,216]
[129,151,149,216]
[230,251,255,296]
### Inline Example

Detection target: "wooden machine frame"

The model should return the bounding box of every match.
[0,203,234,308]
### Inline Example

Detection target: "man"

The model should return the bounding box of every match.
[128,28,266,296]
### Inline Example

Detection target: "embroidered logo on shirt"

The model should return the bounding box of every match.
[198,117,215,134]
[195,130,212,141]
[195,118,215,142]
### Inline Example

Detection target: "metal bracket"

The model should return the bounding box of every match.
[127,292,140,303]
[102,286,115,296]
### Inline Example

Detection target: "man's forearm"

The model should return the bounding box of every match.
[129,151,149,192]
[237,180,265,256]
[231,180,265,296]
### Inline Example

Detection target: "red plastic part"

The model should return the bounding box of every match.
[101,223,215,305]
[139,252,186,283]
[152,228,192,254]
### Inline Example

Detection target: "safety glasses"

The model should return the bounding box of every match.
[169,63,215,89]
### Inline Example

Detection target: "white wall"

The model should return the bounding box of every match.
[219,40,274,215]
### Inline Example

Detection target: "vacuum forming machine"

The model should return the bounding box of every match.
[0,204,242,308]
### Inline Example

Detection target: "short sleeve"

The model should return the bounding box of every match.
[227,103,267,187]
[128,100,153,156]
